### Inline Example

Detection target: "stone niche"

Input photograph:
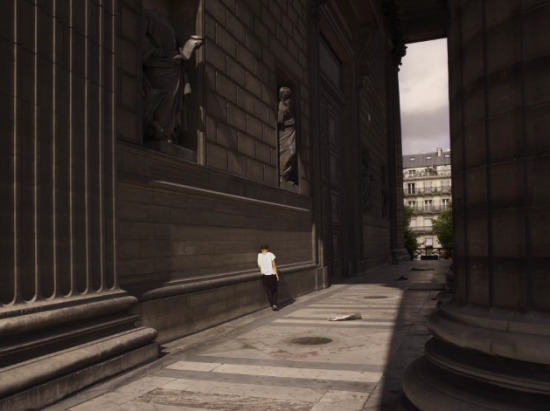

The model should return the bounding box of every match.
[277,70,300,191]
[141,0,202,161]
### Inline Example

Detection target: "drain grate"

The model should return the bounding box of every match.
[364,296,388,299]
[291,337,332,345]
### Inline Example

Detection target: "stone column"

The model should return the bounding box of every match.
[402,0,550,408]
[308,0,330,287]
[387,65,409,262]
[0,1,157,408]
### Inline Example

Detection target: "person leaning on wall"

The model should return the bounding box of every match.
[257,244,279,311]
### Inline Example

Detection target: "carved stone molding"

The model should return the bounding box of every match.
[381,0,407,69]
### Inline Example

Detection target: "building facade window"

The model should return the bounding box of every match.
[403,148,452,251]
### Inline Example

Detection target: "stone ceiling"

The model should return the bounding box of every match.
[348,0,447,44]
[394,0,447,43]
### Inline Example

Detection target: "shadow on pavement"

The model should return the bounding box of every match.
[330,259,451,410]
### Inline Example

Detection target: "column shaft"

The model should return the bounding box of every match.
[403,1,550,408]
[0,0,117,306]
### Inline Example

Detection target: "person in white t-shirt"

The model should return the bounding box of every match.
[257,244,279,311]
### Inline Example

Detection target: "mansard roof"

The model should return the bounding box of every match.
[402,150,451,169]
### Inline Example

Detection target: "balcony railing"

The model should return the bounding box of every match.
[404,186,452,196]
[404,170,452,178]
[408,205,450,214]
[410,225,433,233]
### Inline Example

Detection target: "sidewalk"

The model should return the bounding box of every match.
[47,260,451,411]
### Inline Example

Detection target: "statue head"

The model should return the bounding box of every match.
[279,86,291,101]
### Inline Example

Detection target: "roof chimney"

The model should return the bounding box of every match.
[436,147,442,157]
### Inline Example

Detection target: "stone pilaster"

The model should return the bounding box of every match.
[382,1,409,262]
[387,66,409,262]
[0,1,157,408]
[402,0,550,408]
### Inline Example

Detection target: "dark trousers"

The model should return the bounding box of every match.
[261,275,278,306]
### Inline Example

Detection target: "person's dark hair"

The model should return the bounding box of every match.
[260,244,269,251]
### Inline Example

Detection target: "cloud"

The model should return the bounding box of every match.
[399,39,450,153]
[400,104,449,155]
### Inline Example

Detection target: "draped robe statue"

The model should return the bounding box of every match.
[142,9,202,143]
[277,87,298,185]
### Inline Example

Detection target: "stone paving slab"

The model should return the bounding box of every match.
[46,260,451,411]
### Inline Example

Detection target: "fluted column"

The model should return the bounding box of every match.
[0,0,117,305]
[0,1,157,408]
[402,0,550,409]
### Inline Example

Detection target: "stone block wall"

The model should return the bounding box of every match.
[114,0,322,341]
[110,0,406,340]
[203,0,311,191]
[117,144,314,292]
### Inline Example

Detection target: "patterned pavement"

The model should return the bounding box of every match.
[47,260,450,411]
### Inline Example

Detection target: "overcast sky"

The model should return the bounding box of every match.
[399,39,450,156]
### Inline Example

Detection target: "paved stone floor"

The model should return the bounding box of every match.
[47,260,451,411]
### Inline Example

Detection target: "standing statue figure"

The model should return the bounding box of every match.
[277,87,298,186]
[142,9,203,143]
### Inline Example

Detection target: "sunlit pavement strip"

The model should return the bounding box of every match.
[48,260,450,411]
[272,319,397,326]
[167,361,382,383]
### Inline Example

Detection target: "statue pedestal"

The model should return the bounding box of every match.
[145,140,197,163]
[280,180,299,192]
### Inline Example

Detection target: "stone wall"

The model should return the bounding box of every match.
[203,0,311,190]
[114,0,404,341]
[115,0,322,342]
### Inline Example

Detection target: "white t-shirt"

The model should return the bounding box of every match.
[257,252,276,275]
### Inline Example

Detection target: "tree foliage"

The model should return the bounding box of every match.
[432,202,453,257]
[403,205,418,260]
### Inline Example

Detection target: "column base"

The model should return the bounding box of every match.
[0,328,158,410]
[402,301,550,410]
[0,293,159,409]
[403,353,549,411]
[392,248,411,262]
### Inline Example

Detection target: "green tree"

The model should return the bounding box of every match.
[403,205,418,260]
[432,202,453,258]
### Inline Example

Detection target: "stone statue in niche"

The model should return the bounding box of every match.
[361,148,374,211]
[277,86,298,187]
[142,9,203,144]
